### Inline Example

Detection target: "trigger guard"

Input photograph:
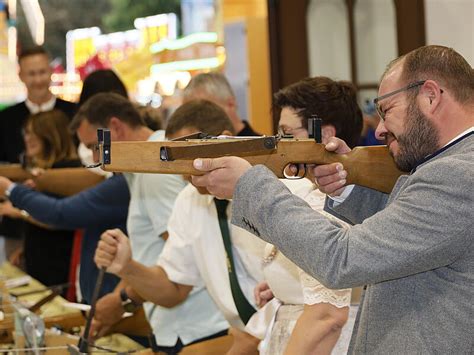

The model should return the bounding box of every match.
[283,164,306,180]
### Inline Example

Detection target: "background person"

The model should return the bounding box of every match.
[0,110,80,290]
[246,77,362,355]
[0,46,77,164]
[0,69,133,304]
[0,46,77,262]
[183,72,260,136]
[76,69,129,169]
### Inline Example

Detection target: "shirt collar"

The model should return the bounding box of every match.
[148,129,166,142]
[412,127,474,173]
[444,126,474,146]
[25,95,56,114]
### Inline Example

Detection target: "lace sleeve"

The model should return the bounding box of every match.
[299,269,351,308]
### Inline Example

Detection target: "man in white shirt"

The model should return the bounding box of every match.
[95,99,266,354]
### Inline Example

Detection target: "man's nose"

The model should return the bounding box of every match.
[374,120,387,141]
[32,73,43,83]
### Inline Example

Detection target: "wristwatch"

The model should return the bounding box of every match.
[119,288,140,313]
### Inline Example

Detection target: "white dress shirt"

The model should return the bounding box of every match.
[158,184,267,330]
[25,96,56,114]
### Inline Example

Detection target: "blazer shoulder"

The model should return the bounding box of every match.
[55,98,76,107]
[0,101,27,115]
[55,98,77,117]
[413,151,473,194]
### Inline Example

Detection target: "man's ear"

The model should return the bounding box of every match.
[18,68,25,83]
[225,97,237,111]
[419,80,443,114]
[108,117,126,140]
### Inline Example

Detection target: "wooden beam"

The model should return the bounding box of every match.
[345,0,358,87]
[393,0,426,55]
[267,0,310,132]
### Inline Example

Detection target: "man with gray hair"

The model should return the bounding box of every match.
[183,72,260,136]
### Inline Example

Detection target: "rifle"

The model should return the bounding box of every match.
[97,130,405,194]
[0,164,105,196]
[0,273,84,344]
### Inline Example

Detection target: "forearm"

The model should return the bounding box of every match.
[9,185,78,229]
[119,261,191,308]
[9,177,129,229]
[285,304,347,355]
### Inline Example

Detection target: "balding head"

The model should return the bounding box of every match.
[381,45,473,105]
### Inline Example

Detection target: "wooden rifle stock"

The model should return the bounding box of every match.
[0,164,105,196]
[99,136,406,194]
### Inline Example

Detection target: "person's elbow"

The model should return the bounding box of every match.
[309,303,349,334]
[326,306,349,331]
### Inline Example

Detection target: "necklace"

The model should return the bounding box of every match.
[261,246,278,266]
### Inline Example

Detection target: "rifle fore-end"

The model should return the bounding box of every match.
[33,169,105,196]
[101,140,405,193]
[0,165,105,196]
[0,164,32,181]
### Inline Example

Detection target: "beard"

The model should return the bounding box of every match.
[392,101,440,172]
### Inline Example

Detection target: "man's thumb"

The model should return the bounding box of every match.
[193,158,218,172]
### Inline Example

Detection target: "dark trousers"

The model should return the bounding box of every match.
[150,329,229,355]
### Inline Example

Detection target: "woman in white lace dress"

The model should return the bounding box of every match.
[245,77,363,354]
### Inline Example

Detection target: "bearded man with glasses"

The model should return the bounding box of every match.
[190,45,474,354]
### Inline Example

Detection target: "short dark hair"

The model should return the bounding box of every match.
[70,92,144,131]
[273,77,363,148]
[18,46,49,64]
[136,105,163,131]
[390,45,474,105]
[166,99,234,137]
[78,69,128,106]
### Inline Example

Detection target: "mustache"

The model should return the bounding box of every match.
[383,132,397,144]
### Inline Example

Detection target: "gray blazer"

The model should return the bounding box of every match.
[232,133,473,354]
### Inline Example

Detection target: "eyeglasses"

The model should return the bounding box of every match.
[373,80,426,121]
[277,125,306,137]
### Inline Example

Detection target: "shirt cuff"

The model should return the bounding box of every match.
[328,184,355,207]
[5,182,17,198]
